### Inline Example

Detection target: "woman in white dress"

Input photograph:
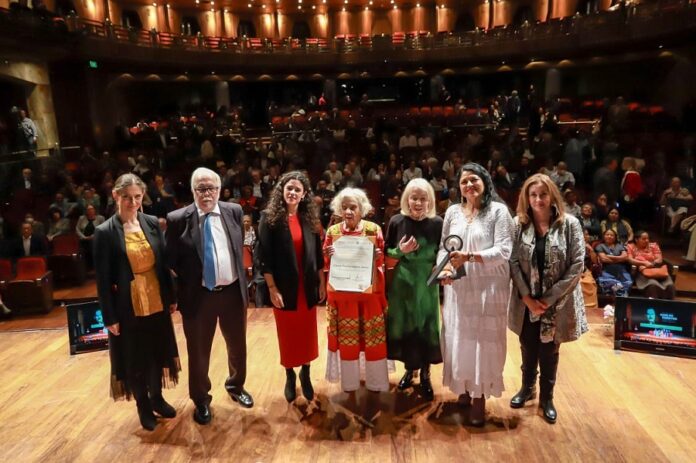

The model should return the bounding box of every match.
[438,162,514,427]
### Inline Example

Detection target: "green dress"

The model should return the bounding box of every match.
[385,213,443,370]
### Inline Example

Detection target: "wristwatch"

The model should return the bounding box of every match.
[468,252,476,263]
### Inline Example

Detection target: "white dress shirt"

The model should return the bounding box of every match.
[197,203,238,287]
[23,237,31,256]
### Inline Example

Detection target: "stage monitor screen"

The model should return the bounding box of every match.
[66,300,109,355]
[614,297,696,358]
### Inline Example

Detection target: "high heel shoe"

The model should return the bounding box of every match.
[299,364,314,401]
[284,368,297,403]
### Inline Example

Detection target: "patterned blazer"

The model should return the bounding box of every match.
[508,213,589,344]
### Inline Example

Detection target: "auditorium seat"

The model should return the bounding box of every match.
[0,257,54,315]
[48,234,86,286]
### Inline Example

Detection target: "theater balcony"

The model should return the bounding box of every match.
[1,1,695,77]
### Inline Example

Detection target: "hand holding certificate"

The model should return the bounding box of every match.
[328,235,376,293]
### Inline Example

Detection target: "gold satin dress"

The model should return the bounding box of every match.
[125,231,163,317]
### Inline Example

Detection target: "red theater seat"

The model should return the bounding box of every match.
[48,234,86,286]
[1,257,54,314]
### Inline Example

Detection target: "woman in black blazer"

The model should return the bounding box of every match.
[94,173,180,431]
[257,171,325,403]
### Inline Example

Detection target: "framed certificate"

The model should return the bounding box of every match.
[328,235,376,293]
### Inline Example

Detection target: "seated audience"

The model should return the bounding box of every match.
[626,231,674,299]
[582,228,600,309]
[550,161,575,190]
[579,202,601,242]
[46,208,71,242]
[595,229,632,297]
[76,205,105,265]
[243,214,256,248]
[564,189,582,218]
[15,221,48,258]
[601,207,634,244]
[660,177,693,234]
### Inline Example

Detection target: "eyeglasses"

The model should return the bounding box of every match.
[194,186,220,195]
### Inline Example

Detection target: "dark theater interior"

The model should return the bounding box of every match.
[1,0,696,461]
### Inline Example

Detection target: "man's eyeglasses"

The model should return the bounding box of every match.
[195,186,220,195]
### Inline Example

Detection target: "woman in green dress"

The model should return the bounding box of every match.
[385,178,443,400]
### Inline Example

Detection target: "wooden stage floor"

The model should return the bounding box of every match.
[0,307,694,463]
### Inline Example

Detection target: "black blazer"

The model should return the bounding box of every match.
[14,234,48,258]
[256,212,323,311]
[165,202,248,317]
[93,213,174,327]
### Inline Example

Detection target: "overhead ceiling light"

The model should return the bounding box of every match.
[248,2,252,7]
[416,3,420,6]
[393,4,397,8]
[312,5,316,9]
[342,6,345,11]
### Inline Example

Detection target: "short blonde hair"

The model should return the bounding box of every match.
[330,187,373,217]
[516,173,566,227]
[190,167,221,191]
[400,178,437,219]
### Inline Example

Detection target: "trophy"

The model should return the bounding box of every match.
[427,235,465,286]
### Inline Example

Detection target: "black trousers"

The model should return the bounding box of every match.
[519,309,560,400]
[182,280,247,405]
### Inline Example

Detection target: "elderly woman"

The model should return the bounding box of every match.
[595,229,633,297]
[323,187,389,393]
[626,230,674,299]
[437,162,514,427]
[509,174,587,424]
[385,179,443,400]
[600,207,633,244]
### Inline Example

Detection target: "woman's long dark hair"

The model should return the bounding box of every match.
[458,162,501,210]
[263,171,320,228]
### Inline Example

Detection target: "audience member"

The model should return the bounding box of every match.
[660,177,693,234]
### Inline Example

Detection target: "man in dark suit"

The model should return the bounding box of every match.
[166,167,252,425]
[15,221,48,258]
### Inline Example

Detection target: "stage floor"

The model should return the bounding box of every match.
[0,307,693,462]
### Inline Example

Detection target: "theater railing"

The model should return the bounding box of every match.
[0,1,694,58]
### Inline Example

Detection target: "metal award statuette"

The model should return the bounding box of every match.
[427,235,465,286]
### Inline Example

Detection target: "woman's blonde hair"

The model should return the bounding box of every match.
[330,187,373,217]
[400,178,437,219]
[516,173,566,227]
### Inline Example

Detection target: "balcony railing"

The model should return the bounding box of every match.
[1,1,694,56]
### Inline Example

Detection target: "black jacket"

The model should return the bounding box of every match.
[165,202,249,316]
[93,213,174,327]
[14,234,48,258]
[256,212,323,310]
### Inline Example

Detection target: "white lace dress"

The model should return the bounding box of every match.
[438,201,514,399]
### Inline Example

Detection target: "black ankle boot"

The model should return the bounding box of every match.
[510,384,536,409]
[470,397,486,427]
[419,365,434,401]
[150,395,176,418]
[299,364,314,401]
[398,370,414,390]
[284,368,297,403]
[136,401,157,431]
[539,397,557,424]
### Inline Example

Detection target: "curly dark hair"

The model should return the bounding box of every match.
[263,171,320,228]
[458,162,502,210]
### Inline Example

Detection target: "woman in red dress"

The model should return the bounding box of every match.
[257,171,326,402]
